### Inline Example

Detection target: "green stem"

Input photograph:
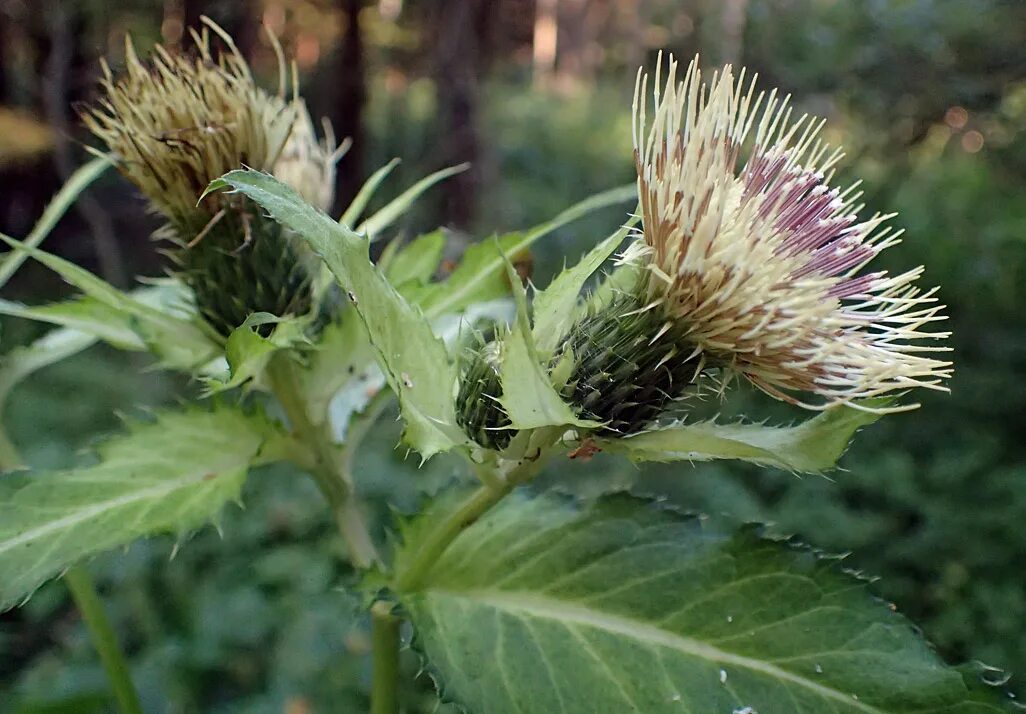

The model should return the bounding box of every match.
[266,354,379,569]
[65,567,143,714]
[395,432,561,592]
[370,601,401,714]
[395,481,513,592]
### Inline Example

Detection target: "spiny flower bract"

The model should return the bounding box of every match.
[623,54,951,410]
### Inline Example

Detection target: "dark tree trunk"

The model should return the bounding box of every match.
[42,0,126,285]
[184,0,258,59]
[332,0,366,212]
[427,0,496,229]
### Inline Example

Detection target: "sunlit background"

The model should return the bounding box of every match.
[1,0,1025,711]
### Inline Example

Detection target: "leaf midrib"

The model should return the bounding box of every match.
[424,588,886,714]
[0,469,235,555]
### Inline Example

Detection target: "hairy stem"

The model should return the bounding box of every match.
[65,567,143,714]
[370,601,401,714]
[266,353,379,568]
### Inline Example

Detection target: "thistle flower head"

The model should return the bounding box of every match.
[82,20,343,337]
[82,21,337,223]
[624,55,951,410]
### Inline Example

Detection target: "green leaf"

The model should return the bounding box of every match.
[600,405,886,473]
[531,225,628,356]
[302,311,379,425]
[397,491,1016,713]
[207,170,465,458]
[0,296,144,350]
[0,237,217,370]
[0,155,112,289]
[0,406,278,610]
[498,259,597,432]
[0,327,98,470]
[357,163,469,240]
[207,312,311,393]
[338,158,401,228]
[386,230,447,289]
[413,183,636,318]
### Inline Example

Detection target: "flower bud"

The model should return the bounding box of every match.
[556,288,704,435]
[455,339,515,450]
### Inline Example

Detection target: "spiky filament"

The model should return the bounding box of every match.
[558,291,704,435]
[83,23,290,222]
[626,55,952,411]
[456,340,515,451]
[82,20,344,337]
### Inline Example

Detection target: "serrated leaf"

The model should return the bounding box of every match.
[532,225,628,356]
[412,183,636,318]
[386,230,446,289]
[600,405,885,473]
[0,237,217,370]
[0,406,277,609]
[397,491,1016,713]
[498,259,597,432]
[207,312,311,393]
[0,155,112,288]
[356,163,469,240]
[207,170,466,458]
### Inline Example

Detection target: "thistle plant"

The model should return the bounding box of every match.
[0,34,1018,714]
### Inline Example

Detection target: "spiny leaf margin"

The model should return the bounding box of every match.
[394,489,1018,713]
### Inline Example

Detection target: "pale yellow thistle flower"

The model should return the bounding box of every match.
[81,19,345,336]
[82,19,340,225]
[273,102,350,213]
[624,55,952,411]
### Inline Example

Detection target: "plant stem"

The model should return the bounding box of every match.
[370,600,401,714]
[266,353,379,568]
[395,481,513,592]
[64,567,143,714]
[394,431,562,591]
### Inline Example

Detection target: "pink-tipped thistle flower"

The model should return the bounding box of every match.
[459,55,952,450]
[616,54,951,413]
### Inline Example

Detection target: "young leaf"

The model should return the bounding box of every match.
[412,183,636,318]
[338,158,401,228]
[207,312,311,393]
[356,163,469,240]
[0,406,278,610]
[531,224,629,356]
[600,405,885,473]
[396,491,1016,713]
[0,155,112,288]
[207,170,465,458]
[386,230,447,289]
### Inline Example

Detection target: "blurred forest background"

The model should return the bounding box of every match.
[0,0,1025,711]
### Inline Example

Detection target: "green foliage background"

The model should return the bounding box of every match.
[2,0,1025,710]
